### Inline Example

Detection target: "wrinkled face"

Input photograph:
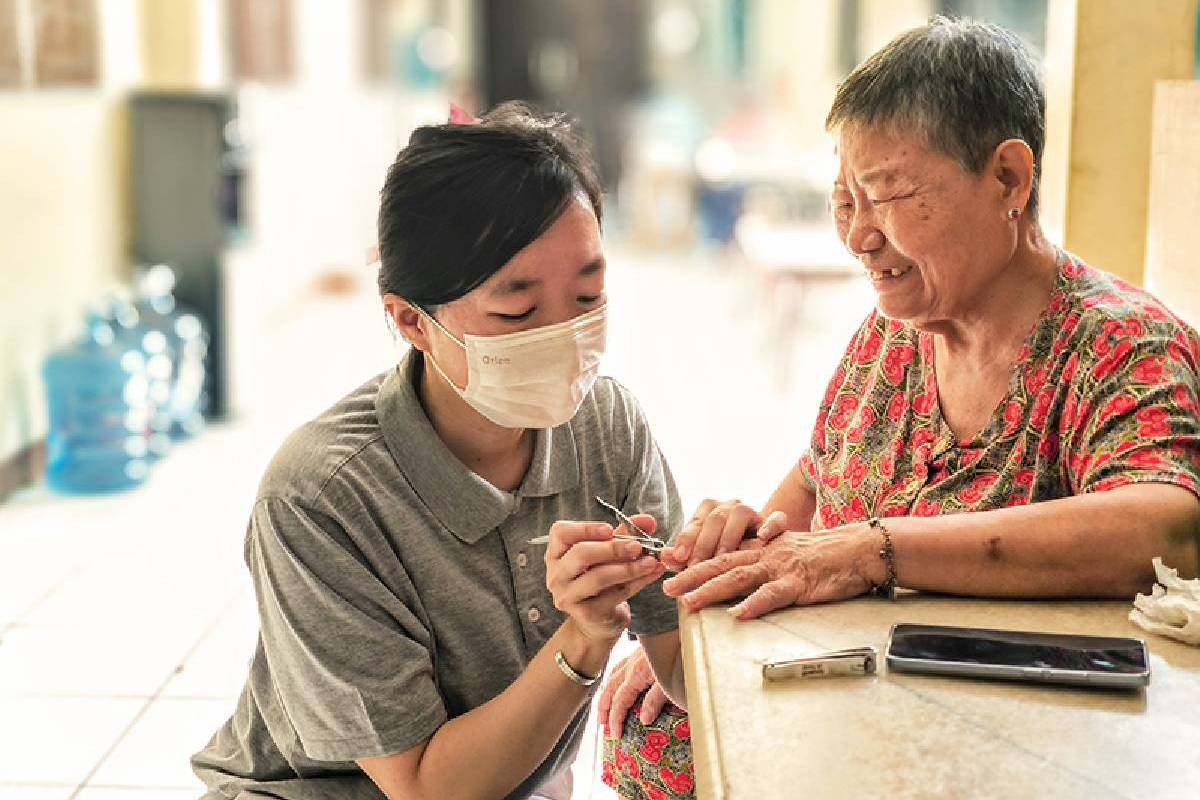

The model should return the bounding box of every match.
[832,124,1016,329]
[421,195,606,388]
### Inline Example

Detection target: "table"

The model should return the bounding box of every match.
[678,595,1200,799]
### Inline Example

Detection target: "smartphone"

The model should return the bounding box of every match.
[885,623,1151,689]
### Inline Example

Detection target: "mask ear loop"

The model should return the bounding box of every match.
[407,304,472,394]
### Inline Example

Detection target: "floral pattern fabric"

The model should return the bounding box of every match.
[798,251,1200,521]
[602,694,693,800]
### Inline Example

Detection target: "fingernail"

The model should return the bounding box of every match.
[728,604,745,617]
[624,542,642,558]
[674,544,690,559]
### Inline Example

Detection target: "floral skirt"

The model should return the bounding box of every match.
[601,690,695,800]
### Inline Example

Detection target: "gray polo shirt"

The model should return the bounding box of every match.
[192,350,683,799]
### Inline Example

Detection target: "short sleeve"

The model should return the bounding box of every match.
[1064,329,1200,499]
[796,315,869,494]
[618,391,684,637]
[794,451,817,493]
[248,496,448,762]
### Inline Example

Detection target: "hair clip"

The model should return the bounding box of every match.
[448,102,480,125]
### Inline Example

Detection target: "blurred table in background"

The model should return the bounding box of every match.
[680,595,1200,799]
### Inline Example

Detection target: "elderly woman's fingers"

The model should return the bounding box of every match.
[729,577,801,620]
[638,680,670,726]
[601,648,656,737]
[755,510,789,542]
[597,654,630,728]
[663,549,759,597]
[678,563,771,613]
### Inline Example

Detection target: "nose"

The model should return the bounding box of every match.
[844,206,886,259]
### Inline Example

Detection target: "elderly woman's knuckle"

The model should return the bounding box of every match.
[714,551,736,568]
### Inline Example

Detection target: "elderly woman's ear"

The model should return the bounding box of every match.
[990,138,1037,214]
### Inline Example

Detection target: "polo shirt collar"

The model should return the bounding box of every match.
[376,351,580,544]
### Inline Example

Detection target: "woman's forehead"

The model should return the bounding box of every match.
[835,125,939,184]
[479,201,603,291]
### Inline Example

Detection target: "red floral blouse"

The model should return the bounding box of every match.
[798,251,1200,524]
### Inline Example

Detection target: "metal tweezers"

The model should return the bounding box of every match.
[762,646,878,682]
[527,496,668,555]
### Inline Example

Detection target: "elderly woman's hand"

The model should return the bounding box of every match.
[663,525,883,619]
[661,498,789,572]
[545,517,667,642]
[596,646,670,738]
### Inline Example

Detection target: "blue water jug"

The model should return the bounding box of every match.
[43,311,152,493]
[134,265,208,441]
[169,310,208,439]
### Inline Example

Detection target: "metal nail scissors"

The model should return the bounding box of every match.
[762,646,878,682]
[527,496,667,555]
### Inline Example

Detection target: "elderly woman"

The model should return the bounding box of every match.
[599,17,1200,800]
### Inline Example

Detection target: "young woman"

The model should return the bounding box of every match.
[192,102,688,800]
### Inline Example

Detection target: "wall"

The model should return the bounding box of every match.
[0,0,139,465]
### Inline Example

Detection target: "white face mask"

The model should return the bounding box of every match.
[419,304,607,429]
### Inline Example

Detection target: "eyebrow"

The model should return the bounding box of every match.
[858,167,900,186]
[490,258,604,296]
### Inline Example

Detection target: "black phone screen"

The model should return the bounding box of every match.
[888,626,1147,674]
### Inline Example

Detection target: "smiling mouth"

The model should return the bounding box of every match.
[866,264,914,283]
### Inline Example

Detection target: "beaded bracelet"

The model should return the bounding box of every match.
[867,517,898,601]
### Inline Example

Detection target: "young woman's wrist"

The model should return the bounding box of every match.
[558,618,621,681]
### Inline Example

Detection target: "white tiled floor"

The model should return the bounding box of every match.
[0,249,869,797]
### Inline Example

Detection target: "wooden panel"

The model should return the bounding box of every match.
[138,0,200,89]
[362,0,398,83]
[1144,82,1200,330]
[231,0,293,82]
[0,0,20,88]
[1042,0,1197,285]
[31,0,98,87]
[681,596,1200,799]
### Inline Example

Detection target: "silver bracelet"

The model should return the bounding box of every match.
[554,649,600,687]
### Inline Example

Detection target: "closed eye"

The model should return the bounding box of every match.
[578,294,602,305]
[870,191,916,204]
[494,308,535,322]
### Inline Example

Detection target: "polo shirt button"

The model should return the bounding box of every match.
[527,606,541,623]
[517,552,529,568]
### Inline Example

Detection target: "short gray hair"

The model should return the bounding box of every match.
[827,16,1045,215]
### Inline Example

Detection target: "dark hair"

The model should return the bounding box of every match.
[377,101,603,310]
[826,16,1045,215]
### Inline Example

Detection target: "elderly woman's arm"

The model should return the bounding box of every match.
[876,482,1199,595]
[665,482,1199,619]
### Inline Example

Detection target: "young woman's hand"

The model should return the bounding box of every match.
[545,516,666,643]
[661,498,788,571]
